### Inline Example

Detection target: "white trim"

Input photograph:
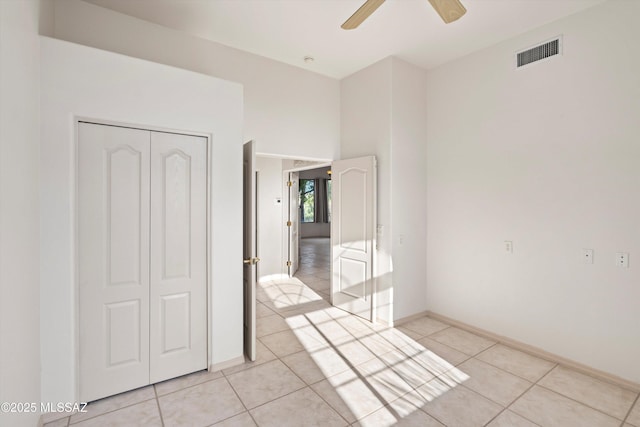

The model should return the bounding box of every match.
[282,161,332,174]
[206,126,213,374]
[257,152,332,163]
[427,311,640,393]
[210,356,245,372]
[392,310,431,327]
[282,170,291,277]
[278,159,333,278]
[73,116,81,402]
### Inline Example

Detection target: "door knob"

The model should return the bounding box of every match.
[243,257,260,265]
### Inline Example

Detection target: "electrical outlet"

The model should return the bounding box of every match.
[616,252,629,268]
[582,249,594,264]
[504,241,513,253]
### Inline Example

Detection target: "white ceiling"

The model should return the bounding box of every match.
[83,0,607,79]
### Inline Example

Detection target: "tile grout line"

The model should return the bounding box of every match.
[423,383,488,427]
[223,356,323,418]
[153,385,165,427]
[414,329,475,365]
[396,388,451,426]
[67,393,157,425]
[301,294,450,424]
[497,357,636,424]
[430,312,640,396]
[621,392,639,427]
[533,381,633,422]
[423,324,613,398]
[457,364,534,423]
[218,369,258,425]
[312,385,354,426]
[472,351,556,384]
[496,364,546,427]
[405,328,545,426]
[297,313,411,423]
[542,362,640,395]
[153,372,225,399]
[399,336,509,425]
[362,316,524,426]
[527,365,638,424]
[406,324,597,427]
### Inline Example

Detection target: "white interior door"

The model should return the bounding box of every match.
[243,141,257,361]
[288,172,299,276]
[78,123,151,402]
[79,122,208,402]
[149,131,207,383]
[330,156,377,322]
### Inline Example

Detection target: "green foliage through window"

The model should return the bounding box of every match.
[300,179,315,223]
[299,177,331,224]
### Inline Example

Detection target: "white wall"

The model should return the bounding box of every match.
[299,167,331,238]
[390,59,428,319]
[341,57,429,323]
[40,37,244,402]
[256,156,285,279]
[51,0,340,161]
[426,0,640,383]
[341,58,394,323]
[0,2,42,426]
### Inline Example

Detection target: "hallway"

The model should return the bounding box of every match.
[294,237,331,303]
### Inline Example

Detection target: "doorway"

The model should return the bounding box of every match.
[290,166,333,302]
[251,154,376,328]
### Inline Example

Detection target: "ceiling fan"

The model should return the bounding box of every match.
[342,0,466,30]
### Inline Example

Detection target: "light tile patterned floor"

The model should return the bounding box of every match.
[45,237,640,427]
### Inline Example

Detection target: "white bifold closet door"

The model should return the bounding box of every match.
[78,122,207,402]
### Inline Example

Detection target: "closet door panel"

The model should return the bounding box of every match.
[149,131,207,382]
[78,123,151,402]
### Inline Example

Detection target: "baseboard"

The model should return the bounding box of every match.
[393,310,430,327]
[210,355,245,372]
[426,311,640,393]
[376,317,394,328]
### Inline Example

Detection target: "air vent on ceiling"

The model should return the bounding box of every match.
[516,36,562,68]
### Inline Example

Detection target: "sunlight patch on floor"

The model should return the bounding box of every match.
[259,277,324,309]
[256,238,470,425]
[270,281,469,425]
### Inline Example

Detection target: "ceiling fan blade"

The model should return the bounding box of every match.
[341,0,386,30]
[428,0,466,24]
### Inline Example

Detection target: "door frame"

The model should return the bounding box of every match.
[72,117,213,401]
[287,171,299,277]
[243,140,258,361]
[281,162,331,277]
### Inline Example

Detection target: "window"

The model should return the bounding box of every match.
[299,177,332,224]
[300,179,315,223]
